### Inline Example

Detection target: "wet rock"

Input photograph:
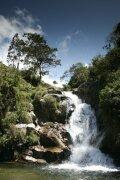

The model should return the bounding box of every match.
[15,123,36,136]
[16,123,36,129]
[40,133,58,148]
[29,111,38,125]
[22,155,47,164]
[48,87,63,95]
[17,121,72,164]
[32,145,71,163]
[38,122,72,148]
[24,149,33,156]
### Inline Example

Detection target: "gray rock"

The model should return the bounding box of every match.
[22,155,47,164]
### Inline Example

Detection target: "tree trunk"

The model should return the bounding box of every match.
[39,65,42,83]
[17,62,19,69]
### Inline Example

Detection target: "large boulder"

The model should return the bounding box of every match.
[31,145,71,163]
[39,122,72,146]
[22,155,47,164]
[15,122,72,164]
[33,93,68,124]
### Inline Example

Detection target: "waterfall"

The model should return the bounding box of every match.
[64,91,113,167]
[50,91,118,172]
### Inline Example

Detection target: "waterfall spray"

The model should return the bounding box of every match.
[64,91,113,166]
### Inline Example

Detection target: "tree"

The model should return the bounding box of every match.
[104,22,120,50]
[7,33,25,69]
[61,63,89,88]
[22,33,61,82]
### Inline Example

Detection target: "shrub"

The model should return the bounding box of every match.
[34,85,48,100]
[17,110,33,124]
[99,79,120,122]
[21,68,41,86]
[26,131,39,146]
[1,112,18,128]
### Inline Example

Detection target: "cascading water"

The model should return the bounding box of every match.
[64,91,113,167]
[50,91,118,172]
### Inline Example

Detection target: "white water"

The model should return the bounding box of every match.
[50,91,118,172]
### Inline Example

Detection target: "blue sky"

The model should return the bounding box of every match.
[0,0,120,80]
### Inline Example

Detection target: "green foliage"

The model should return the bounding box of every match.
[34,85,48,100]
[8,33,61,83]
[105,22,120,49]
[7,33,25,69]
[33,93,59,122]
[44,95,59,110]
[61,62,89,88]
[69,64,89,88]
[0,63,19,119]
[1,112,18,129]
[61,63,83,79]
[26,131,39,146]
[22,33,61,82]
[0,62,36,151]
[17,110,32,124]
[100,79,120,122]
[21,68,41,86]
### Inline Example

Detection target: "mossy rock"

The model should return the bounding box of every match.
[33,94,67,124]
[17,111,33,124]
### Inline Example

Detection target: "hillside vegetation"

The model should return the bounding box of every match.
[65,23,120,165]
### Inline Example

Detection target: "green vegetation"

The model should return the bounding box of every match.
[0,61,62,161]
[7,33,61,83]
[0,61,45,159]
[61,62,89,88]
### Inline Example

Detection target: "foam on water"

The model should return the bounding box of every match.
[50,91,118,172]
[50,163,118,172]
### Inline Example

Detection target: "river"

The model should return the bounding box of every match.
[0,163,119,180]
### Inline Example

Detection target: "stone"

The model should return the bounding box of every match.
[16,123,36,129]
[24,149,33,156]
[29,111,37,125]
[22,155,47,164]
[17,120,72,164]
[34,90,68,123]
[23,155,37,163]
[32,145,71,163]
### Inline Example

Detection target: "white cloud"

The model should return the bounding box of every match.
[59,35,71,54]
[42,75,64,88]
[58,30,81,55]
[0,8,43,63]
[74,30,80,35]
